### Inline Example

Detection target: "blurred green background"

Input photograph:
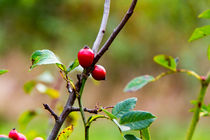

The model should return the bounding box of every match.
[0,0,210,139]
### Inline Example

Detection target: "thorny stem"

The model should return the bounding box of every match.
[92,0,111,54]
[186,74,210,140]
[46,0,138,139]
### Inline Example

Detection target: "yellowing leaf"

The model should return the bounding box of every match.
[57,125,73,140]
[36,84,60,99]
[45,88,60,99]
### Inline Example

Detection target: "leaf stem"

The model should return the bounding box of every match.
[154,69,201,81]
[186,74,210,140]
[140,127,151,140]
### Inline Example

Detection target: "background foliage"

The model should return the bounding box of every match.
[0,0,210,139]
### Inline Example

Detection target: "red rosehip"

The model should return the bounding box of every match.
[78,46,94,68]
[91,65,106,80]
[9,128,19,140]
[17,133,27,140]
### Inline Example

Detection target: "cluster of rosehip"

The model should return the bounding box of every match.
[0,128,43,140]
[78,46,106,80]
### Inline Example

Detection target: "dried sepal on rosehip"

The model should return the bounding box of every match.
[78,46,94,68]
[91,65,106,80]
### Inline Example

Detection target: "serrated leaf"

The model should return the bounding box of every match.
[30,49,62,70]
[0,69,8,75]
[207,45,210,60]
[87,115,108,126]
[124,134,141,140]
[198,9,210,19]
[67,59,79,73]
[23,80,37,94]
[112,98,137,118]
[119,111,156,131]
[18,110,38,129]
[153,55,177,71]
[101,108,117,119]
[124,76,154,92]
[188,25,210,42]
[57,125,73,140]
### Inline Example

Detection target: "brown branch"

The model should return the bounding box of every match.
[43,104,59,120]
[92,0,111,54]
[93,0,138,65]
[71,107,98,114]
[47,1,137,139]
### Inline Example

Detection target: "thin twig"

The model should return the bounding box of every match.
[92,0,111,54]
[43,104,59,120]
[92,0,138,65]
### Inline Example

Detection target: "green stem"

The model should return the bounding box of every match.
[140,127,151,140]
[77,78,88,140]
[186,80,209,140]
[154,69,201,81]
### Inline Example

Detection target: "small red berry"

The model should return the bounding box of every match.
[9,128,19,140]
[78,46,94,68]
[17,133,27,140]
[91,65,106,80]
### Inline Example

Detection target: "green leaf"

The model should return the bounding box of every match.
[124,76,154,92]
[124,134,141,140]
[30,49,62,70]
[87,115,108,126]
[207,45,210,60]
[67,59,79,73]
[23,80,37,94]
[18,110,38,129]
[101,108,117,119]
[0,69,8,75]
[188,25,210,42]
[57,125,73,140]
[112,98,137,118]
[119,111,156,131]
[140,128,151,140]
[198,9,210,19]
[56,63,67,72]
[153,54,177,71]
[113,119,131,132]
